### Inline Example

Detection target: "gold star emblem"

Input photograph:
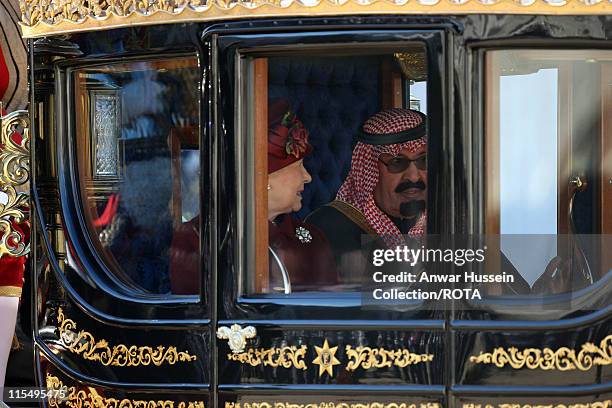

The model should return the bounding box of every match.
[312,339,340,377]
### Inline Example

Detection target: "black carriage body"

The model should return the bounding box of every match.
[26,14,612,408]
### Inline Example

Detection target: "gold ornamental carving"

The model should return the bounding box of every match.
[1,110,30,186]
[0,110,30,258]
[56,308,198,367]
[463,401,611,408]
[312,339,341,377]
[46,374,206,408]
[19,0,610,39]
[227,345,308,370]
[226,403,440,408]
[217,324,257,353]
[224,338,435,374]
[0,184,29,258]
[469,334,612,371]
[394,52,427,82]
[345,345,433,371]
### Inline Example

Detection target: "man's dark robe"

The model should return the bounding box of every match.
[307,200,378,285]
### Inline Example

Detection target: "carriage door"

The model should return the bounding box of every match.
[31,28,211,406]
[448,48,612,406]
[209,26,451,408]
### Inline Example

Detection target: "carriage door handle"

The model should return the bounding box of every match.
[216,324,256,353]
[570,175,587,193]
[568,174,594,285]
[569,175,588,234]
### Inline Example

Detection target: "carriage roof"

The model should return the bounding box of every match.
[19,0,611,38]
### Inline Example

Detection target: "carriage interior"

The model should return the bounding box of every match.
[71,47,611,301]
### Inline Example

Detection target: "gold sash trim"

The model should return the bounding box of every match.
[0,285,22,297]
[11,334,21,350]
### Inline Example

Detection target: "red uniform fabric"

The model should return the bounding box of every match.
[0,46,9,102]
[0,220,29,297]
[0,0,29,298]
[0,0,28,112]
[336,109,427,247]
[93,194,120,227]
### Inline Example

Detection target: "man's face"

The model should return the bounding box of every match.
[373,144,427,219]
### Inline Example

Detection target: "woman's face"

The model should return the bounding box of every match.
[268,160,312,219]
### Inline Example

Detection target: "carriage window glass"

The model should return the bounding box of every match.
[240,47,429,295]
[484,50,612,298]
[74,57,201,296]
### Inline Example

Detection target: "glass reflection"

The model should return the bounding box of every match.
[487,49,612,295]
[75,57,200,295]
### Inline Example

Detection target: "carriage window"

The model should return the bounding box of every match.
[485,50,612,296]
[74,57,201,296]
[240,47,429,295]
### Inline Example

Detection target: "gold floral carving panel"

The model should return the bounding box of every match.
[227,403,440,408]
[345,345,433,370]
[227,346,308,369]
[56,308,197,367]
[0,110,30,259]
[46,374,206,408]
[226,339,433,377]
[469,334,612,371]
[463,402,611,408]
[19,0,612,38]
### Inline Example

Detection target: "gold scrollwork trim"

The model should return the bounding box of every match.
[226,403,440,408]
[1,110,30,186]
[345,345,433,371]
[0,185,29,258]
[226,341,435,374]
[227,346,308,370]
[0,110,30,258]
[46,374,205,408]
[56,308,197,367]
[463,402,611,408]
[469,334,612,371]
[19,0,612,39]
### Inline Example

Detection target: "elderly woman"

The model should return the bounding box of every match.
[265,99,337,293]
[170,99,337,295]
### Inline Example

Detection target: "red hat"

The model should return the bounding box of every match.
[268,99,312,174]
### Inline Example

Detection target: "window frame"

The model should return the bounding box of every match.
[57,52,209,310]
[464,44,612,321]
[211,29,448,320]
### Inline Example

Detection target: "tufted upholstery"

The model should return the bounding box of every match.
[268,56,382,217]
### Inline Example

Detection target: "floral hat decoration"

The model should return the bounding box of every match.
[268,98,312,174]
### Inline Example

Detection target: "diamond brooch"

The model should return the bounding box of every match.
[295,226,312,243]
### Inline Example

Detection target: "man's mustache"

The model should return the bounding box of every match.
[395,180,426,193]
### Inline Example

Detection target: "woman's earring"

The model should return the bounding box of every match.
[267,184,271,191]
